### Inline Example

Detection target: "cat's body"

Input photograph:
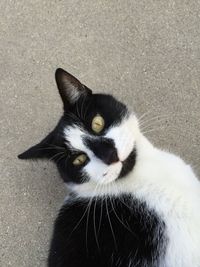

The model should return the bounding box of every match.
[48,134,200,267]
[19,69,200,267]
[48,194,165,267]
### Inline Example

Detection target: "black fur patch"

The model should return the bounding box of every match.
[84,137,119,165]
[118,148,137,179]
[48,194,166,267]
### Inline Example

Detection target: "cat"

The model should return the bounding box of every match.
[18,68,200,267]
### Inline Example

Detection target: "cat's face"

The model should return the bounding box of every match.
[18,69,139,187]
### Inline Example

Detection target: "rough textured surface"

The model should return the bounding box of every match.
[0,0,199,266]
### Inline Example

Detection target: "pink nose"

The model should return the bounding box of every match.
[103,148,119,165]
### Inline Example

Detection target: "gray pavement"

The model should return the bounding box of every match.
[0,0,200,266]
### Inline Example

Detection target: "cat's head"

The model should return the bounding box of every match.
[18,68,140,190]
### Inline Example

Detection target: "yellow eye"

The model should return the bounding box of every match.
[91,115,105,133]
[72,154,87,166]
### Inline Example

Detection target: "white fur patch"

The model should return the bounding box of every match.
[66,119,200,267]
[105,114,139,161]
[64,126,92,156]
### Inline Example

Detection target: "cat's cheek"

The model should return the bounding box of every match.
[115,130,135,162]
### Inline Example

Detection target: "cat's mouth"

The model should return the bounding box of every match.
[97,161,122,184]
[118,148,136,179]
[99,148,136,184]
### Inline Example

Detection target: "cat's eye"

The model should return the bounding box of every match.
[91,114,105,133]
[72,154,87,166]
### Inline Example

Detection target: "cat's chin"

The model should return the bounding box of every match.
[98,161,123,185]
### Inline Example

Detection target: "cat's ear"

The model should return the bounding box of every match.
[55,68,92,109]
[18,131,56,160]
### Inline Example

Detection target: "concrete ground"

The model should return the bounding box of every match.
[0,0,200,266]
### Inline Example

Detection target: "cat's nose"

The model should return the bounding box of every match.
[103,147,119,165]
[84,137,119,165]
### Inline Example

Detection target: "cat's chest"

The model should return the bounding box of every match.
[55,194,166,266]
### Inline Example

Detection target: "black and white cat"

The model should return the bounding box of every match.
[19,69,200,267]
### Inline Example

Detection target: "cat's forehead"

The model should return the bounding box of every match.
[89,94,127,114]
[67,93,129,128]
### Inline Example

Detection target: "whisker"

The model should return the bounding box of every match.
[66,112,79,121]
[85,199,92,254]
[113,183,133,210]
[109,195,136,237]
[139,114,171,128]
[97,195,103,235]
[93,196,100,251]
[54,154,67,164]
[65,184,99,248]
[139,118,170,130]
[142,127,164,135]
[140,121,167,132]
[65,202,91,246]
[105,194,117,250]
[137,110,153,123]
[49,151,65,161]
[85,183,100,254]
[109,183,138,239]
